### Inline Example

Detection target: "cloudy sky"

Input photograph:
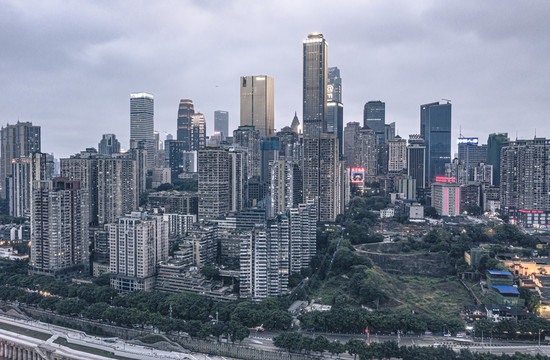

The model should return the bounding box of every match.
[1,0,549,158]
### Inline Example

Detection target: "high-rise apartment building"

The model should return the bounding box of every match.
[388,135,407,173]
[240,75,274,137]
[277,127,301,162]
[487,133,509,187]
[30,178,89,276]
[420,101,452,183]
[363,101,385,144]
[177,99,194,149]
[233,125,261,179]
[344,122,361,168]
[270,159,298,215]
[98,134,121,155]
[500,138,550,227]
[385,122,396,143]
[357,126,378,182]
[289,200,317,273]
[8,152,48,218]
[431,180,461,216]
[303,134,340,221]
[0,122,41,199]
[214,110,229,139]
[229,147,248,213]
[130,93,155,169]
[109,211,168,292]
[303,33,328,138]
[407,135,426,189]
[198,147,230,220]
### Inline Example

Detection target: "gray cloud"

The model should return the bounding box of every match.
[0,0,548,158]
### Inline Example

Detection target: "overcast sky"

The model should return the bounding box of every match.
[1,0,549,158]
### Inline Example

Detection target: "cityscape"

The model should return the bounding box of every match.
[0,1,550,360]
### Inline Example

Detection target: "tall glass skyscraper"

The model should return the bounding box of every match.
[130,92,154,169]
[327,67,342,103]
[214,110,229,139]
[487,133,509,186]
[363,100,385,144]
[303,33,328,138]
[177,99,194,150]
[240,75,274,137]
[420,101,452,183]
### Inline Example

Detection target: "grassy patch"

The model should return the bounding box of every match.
[138,334,166,344]
[0,321,51,340]
[54,337,135,360]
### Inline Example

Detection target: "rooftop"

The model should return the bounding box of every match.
[490,285,520,295]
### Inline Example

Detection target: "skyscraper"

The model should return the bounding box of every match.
[363,101,385,144]
[198,147,230,220]
[30,178,89,276]
[0,121,41,199]
[303,33,328,137]
[240,75,274,138]
[233,125,261,179]
[98,134,121,155]
[487,133,509,187]
[357,126,378,182]
[214,110,229,139]
[327,102,344,156]
[327,67,342,103]
[420,101,452,183]
[191,113,207,150]
[388,135,407,173]
[130,93,155,169]
[407,135,426,189]
[177,99,194,149]
[344,122,361,168]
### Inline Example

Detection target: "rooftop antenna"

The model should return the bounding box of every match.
[442,98,451,104]
[535,128,537,138]
[459,125,462,138]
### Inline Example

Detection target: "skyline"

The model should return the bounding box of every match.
[1,1,549,157]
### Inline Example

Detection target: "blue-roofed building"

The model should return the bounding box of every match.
[487,285,524,307]
[486,269,514,287]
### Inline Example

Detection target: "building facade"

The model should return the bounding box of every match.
[240,76,274,137]
[303,33,328,138]
[214,110,229,139]
[420,101,452,183]
[363,101,385,145]
[130,93,155,169]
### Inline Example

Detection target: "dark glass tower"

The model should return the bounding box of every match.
[420,101,452,183]
[327,67,342,103]
[487,133,509,186]
[177,99,194,150]
[327,102,343,156]
[303,33,328,138]
[363,100,385,144]
[214,110,229,139]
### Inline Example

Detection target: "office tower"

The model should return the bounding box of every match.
[191,113,207,150]
[240,75,275,137]
[407,135,426,189]
[233,125,261,179]
[327,67,342,103]
[357,126,378,182]
[303,33,328,137]
[214,110,229,139]
[109,211,168,292]
[388,135,407,173]
[377,144,389,176]
[30,178,89,276]
[289,200,317,273]
[277,127,301,161]
[97,157,138,225]
[327,101,344,156]
[344,122,361,168]
[420,101,452,183]
[398,176,417,200]
[130,92,155,169]
[229,147,248,213]
[363,101,385,144]
[500,138,550,227]
[487,133,509,187]
[385,122,396,143]
[198,147,230,220]
[177,99,194,149]
[0,122,41,199]
[260,137,280,186]
[431,179,461,216]
[458,137,487,180]
[98,134,121,155]
[303,135,340,221]
[291,112,301,134]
